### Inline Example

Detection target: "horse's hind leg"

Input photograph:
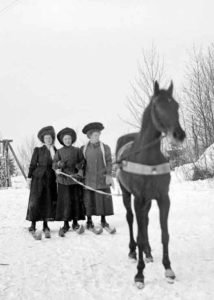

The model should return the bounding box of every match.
[158,194,175,281]
[120,184,137,260]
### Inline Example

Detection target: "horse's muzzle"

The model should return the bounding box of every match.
[173,126,186,142]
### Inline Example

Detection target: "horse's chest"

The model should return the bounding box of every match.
[118,170,170,200]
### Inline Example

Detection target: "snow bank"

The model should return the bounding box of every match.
[175,143,214,180]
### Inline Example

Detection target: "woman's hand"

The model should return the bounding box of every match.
[55,169,62,175]
[57,161,66,168]
[77,169,83,178]
[106,175,115,189]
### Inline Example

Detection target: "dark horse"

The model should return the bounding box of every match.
[116,81,185,288]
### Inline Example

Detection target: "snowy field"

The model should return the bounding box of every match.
[0,174,214,300]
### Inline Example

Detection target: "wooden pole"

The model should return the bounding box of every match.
[8,142,27,180]
[6,141,11,187]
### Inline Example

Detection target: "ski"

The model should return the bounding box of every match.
[103,225,116,234]
[43,229,51,238]
[87,225,103,235]
[73,224,85,234]
[58,227,66,237]
[30,230,42,240]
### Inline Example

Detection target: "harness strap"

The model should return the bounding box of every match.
[121,161,170,175]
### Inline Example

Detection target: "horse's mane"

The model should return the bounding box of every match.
[115,132,138,154]
[140,101,152,131]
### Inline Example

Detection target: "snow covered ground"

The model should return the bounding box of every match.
[0,174,214,300]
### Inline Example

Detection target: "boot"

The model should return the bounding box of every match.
[61,221,70,233]
[28,221,36,232]
[72,219,80,230]
[86,217,94,229]
[101,216,109,228]
[43,221,50,232]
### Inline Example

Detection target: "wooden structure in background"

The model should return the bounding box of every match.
[0,139,26,188]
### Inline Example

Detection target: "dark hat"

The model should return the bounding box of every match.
[37,126,55,143]
[57,127,77,145]
[82,122,104,134]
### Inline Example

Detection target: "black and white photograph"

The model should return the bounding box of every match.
[0,0,213,299]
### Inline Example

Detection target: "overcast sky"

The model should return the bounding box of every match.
[0,0,213,150]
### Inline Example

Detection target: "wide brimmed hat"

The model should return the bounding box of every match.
[82,122,104,134]
[37,126,55,143]
[57,127,77,145]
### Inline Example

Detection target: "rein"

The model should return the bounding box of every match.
[58,171,123,197]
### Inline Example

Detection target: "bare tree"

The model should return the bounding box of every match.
[126,45,186,167]
[127,45,166,128]
[183,44,214,158]
[17,135,38,175]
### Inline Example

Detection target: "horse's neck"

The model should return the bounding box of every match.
[131,105,164,164]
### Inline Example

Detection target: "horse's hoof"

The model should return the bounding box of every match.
[134,275,144,289]
[58,228,65,237]
[135,281,145,289]
[128,251,137,260]
[165,269,176,281]
[145,256,153,263]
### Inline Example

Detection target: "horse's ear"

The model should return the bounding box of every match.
[154,81,159,95]
[168,81,173,96]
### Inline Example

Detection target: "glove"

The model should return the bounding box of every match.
[57,161,66,168]
[77,169,83,178]
[106,175,115,189]
[55,169,62,175]
[26,178,32,189]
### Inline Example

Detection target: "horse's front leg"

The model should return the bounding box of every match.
[134,197,146,288]
[144,201,153,263]
[121,184,137,260]
[158,194,176,281]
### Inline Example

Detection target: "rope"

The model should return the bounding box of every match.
[58,171,123,197]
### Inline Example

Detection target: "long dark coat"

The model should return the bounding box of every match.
[82,142,114,216]
[26,146,57,222]
[53,145,85,221]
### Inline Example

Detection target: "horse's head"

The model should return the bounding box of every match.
[151,81,186,143]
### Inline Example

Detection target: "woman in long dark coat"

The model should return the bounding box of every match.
[53,127,85,233]
[26,126,57,235]
[82,122,114,230]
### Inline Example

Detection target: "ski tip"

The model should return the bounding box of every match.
[33,231,42,240]
[110,227,116,234]
[44,231,51,238]
[58,228,65,237]
[93,226,103,234]
[76,225,85,234]
[104,226,116,234]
